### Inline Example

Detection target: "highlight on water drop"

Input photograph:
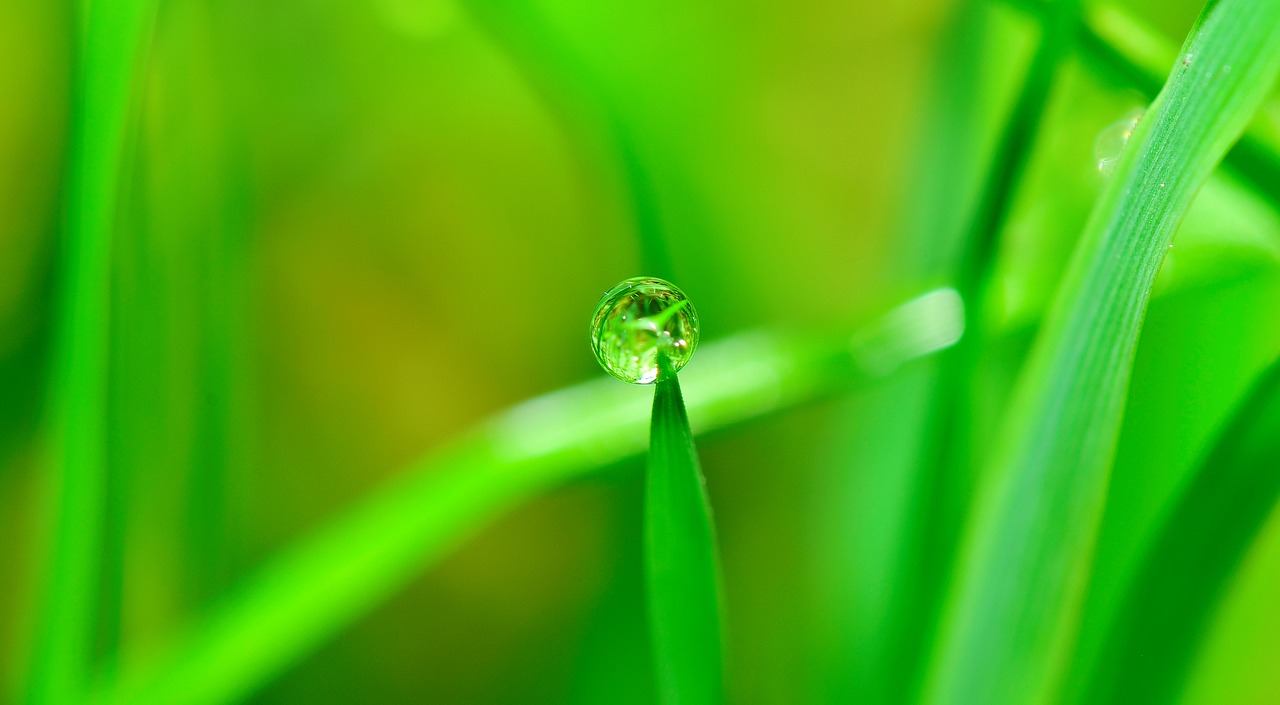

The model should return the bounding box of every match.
[590,277,700,385]
[1094,108,1144,174]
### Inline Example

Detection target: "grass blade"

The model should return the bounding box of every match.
[884,0,1078,699]
[1081,357,1280,705]
[89,290,962,705]
[645,367,723,704]
[24,2,157,703]
[923,1,1280,703]
[1078,4,1280,207]
[1006,0,1280,206]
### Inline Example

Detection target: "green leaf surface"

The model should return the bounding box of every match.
[25,2,157,703]
[1061,269,1280,705]
[1177,498,1280,705]
[923,1,1280,703]
[645,367,723,704]
[1082,357,1280,705]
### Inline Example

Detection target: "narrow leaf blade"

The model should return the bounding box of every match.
[924,1,1280,703]
[646,371,724,704]
[25,3,157,702]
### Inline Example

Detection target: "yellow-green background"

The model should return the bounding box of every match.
[3,0,1279,702]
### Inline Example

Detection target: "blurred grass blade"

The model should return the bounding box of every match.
[895,0,1002,283]
[90,290,963,705]
[884,0,1077,698]
[951,0,1077,298]
[645,367,724,704]
[25,2,157,703]
[87,334,812,705]
[924,1,1280,704]
[1082,357,1280,705]
[459,0,674,279]
[820,0,999,696]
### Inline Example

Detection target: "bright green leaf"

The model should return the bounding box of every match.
[645,367,724,704]
[923,1,1280,703]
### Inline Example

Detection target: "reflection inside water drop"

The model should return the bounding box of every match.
[590,277,700,385]
[1094,108,1144,174]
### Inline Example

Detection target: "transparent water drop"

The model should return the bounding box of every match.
[591,277,699,384]
[1094,109,1143,174]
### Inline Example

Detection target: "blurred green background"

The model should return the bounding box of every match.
[3,0,1280,702]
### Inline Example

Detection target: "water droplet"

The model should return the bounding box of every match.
[591,277,700,384]
[1095,109,1143,174]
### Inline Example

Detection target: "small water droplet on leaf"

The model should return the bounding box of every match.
[1094,108,1143,174]
[591,277,700,384]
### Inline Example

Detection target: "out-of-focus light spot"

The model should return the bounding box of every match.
[851,286,964,376]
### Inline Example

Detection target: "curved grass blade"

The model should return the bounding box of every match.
[1056,273,1280,705]
[645,363,723,704]
[1005,0,1280,206]
[24,2,158,703]
[1079,5,1280,208]
[1081,357,1280,705]
[88,290,963,705]
[923,1,1280,704]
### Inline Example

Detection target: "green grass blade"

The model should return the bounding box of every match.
[24,2,156,703]
[1058,274,1280,705]
[1007,0,1280,206]
[645,368,723,704]
[923,1,1280,704]
[89,290,962,705]
[1079,4,1280,208]
[1081,357,1280,705]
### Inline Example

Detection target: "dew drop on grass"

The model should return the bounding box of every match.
[591,277,699,384]
[1094,108,1143,174]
